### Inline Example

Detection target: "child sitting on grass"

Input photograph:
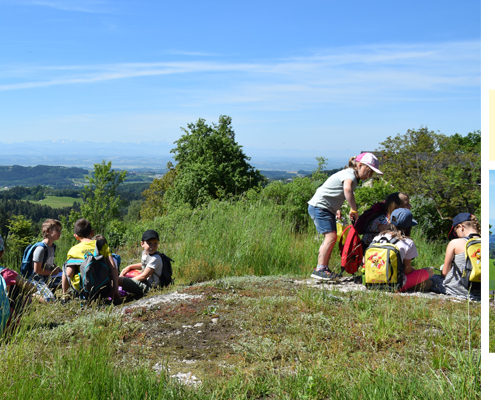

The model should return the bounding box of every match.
[429,213,481,300]
[30,219,63,290]
[119,230,163,297]
[372,208,434,292]
[0,234,52,334]
[62,218,120,300]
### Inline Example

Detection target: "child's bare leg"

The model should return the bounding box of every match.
[62,266,76,294]
[318,231,337,267]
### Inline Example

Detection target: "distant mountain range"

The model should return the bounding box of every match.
[490,235,495,244]
[0,140,352,171]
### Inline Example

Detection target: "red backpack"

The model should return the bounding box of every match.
[339,225,363,274]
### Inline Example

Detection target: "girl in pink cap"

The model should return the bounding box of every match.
[308,152,383,280]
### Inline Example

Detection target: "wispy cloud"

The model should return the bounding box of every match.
[12,0,112,13]
[0,41,479,109]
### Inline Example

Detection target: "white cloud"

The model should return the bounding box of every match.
[0,41,480,111]
[13,0,112,13]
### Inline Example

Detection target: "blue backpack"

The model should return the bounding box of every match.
[20,242,56,278]
[0,268,11,334]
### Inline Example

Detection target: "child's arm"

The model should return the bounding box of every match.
[33,261,62,276]
[132,266,154,282]
[343,179,358,220]
[403,259,414,275]
[105,256,120,298]
[441,240,457,277]
[120,263,142,277]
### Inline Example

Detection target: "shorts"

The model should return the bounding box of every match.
[400,269,431,292]
[308,205,336,234]
[120,277,150,297]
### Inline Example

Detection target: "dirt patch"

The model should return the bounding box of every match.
[115,276,477,384]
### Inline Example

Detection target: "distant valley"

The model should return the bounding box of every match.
[0,140,351,172]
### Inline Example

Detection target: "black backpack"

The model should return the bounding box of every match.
[64,244,112,301]
[153,252,174,287]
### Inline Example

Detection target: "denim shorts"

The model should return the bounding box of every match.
[308,205,336,234]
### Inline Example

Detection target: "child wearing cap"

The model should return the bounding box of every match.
[429,213,481,299]
[119,230,163,296]
[372,208,434,292]
[308,152,383,280]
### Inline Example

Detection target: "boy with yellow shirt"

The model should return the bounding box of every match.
[62,218,120,299]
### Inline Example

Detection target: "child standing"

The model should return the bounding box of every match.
[30,219,63,289]
[429,213,481,300]
[62,218,120,300]
[119,230,163,296]
[308,152,383,280]
[372,208,433,292]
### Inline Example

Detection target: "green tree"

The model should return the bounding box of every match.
[141,162,178,220]
[168,115,264,208]
[6,215,34,256]
[312,156,329,183]
[376,127,480,220]
[79,160,127,233]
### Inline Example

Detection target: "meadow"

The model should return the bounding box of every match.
[0,199,480,399]
[30,195,82,208]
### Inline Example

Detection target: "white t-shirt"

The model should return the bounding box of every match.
[141,252,163,286]
[307,168,358,214]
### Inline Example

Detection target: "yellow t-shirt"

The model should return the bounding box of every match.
[66,240,111,290]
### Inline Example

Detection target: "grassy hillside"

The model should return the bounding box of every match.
[1,277,480,399]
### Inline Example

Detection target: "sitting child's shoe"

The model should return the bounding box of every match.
[310,267,339,281]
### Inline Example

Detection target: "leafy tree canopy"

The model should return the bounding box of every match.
[376,127,480,220]
[167,115,264,208]
[78,160,127,233]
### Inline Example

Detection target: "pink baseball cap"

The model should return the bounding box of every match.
[355,152,383,175]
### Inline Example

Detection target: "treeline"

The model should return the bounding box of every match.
[0,198,78,237]
[0,165,88,187]
[0,185,81,201]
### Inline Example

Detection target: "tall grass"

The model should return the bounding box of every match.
[114,199,445,284]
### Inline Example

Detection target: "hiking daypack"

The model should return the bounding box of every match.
[353,201,386,235]
[153,252,174,287]
[0,269,11,335]
[364,236,404,290]
[455,234,481,289]
[65,245,112,301]
[339,225,363,275]
[20,242,56,278]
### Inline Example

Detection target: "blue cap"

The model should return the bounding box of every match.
[448,213,472,239]
[390,208,418,229]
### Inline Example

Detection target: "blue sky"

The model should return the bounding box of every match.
[0,0,480,158]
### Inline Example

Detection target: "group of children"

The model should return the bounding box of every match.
[308,152,481,299]
[0,217,167,316]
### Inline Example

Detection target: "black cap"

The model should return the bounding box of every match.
[142,229,160,242]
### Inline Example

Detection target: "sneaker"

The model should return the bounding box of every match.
[310,268,339,281]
